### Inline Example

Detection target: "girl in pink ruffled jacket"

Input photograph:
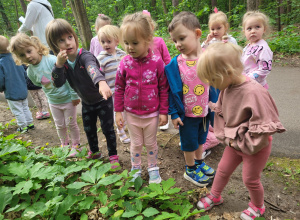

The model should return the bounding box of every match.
[196,41,285,220]
[114,12,169,184]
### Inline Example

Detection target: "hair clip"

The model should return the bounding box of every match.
[98,14,104,17]
[214,7,218,13]
[222,39,228,43]
[142,10,151,17]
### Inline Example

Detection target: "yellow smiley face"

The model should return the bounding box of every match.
[192,105,203,116]
[183,84,189,94]
[194,85,205,96]
[186,60,196,67]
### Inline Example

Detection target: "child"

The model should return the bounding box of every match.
[45,19,119,166]
[24,65,51,120]
[0,35,34,132]
[142,10,172,131]
[196,41,285,219]
[10,33,81,153]
[241,11,273,89]
[115,12,169,183]
[166,11,215,187]
[90,14,111,57]
[201,10,237,48]
[97,25,130,144]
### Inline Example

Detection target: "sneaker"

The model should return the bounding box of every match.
[202,149,211,159]
[130,168,142,183]
[36,112,50,120]
[159,121,169,131]
[69,145,82,157]
[196,161,215,179]
[240,202,265,220]
[179,142,181,147]
[16,127,28,132]
[184,166,212,187]
[27,123,35,129]
[117,129,130,144]
[86,151,102,159]
[109,155,119,169]
[197,193,223,211]
[148,167,162,184]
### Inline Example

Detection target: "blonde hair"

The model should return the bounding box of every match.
[142,10,157,31]
[95,14,111,32]
[168,11,201,33]
[9,33,49,65]
[45,18,79,55]
[208,11,229,33]
[0,35,9,53]
[120,12,154,47]
[97,25,120,42]
[242,11,270,37]
[197,40,244,88]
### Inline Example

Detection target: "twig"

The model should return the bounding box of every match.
[163,133,179,148]
[264,199,287,213]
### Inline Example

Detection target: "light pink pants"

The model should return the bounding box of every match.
[211,136,272,208]
[49,102,80,146]
[125,112,159,169]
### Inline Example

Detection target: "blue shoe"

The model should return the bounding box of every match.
[184,166,212,187]
[196,161,215,179]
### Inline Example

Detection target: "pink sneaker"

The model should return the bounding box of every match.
[69,146,82,157]
[240,202,265,220]
[109,155,119,169]
[197,193,223,211]
[36,112,50,120]
[86,151,102,159]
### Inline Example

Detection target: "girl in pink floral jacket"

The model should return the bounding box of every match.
[114,12,169,184]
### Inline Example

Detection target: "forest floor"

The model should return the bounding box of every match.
[0,58,299,220]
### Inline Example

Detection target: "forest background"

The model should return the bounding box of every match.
[0,0,299,56]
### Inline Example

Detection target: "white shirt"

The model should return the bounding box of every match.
[18,0,53,47]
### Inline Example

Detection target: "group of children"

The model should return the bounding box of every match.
[0,8,286,220]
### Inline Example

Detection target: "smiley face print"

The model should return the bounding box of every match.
[194,84,205,96]
[192,105,203,116]
[183,84,189,94]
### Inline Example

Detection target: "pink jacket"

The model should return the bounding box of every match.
[114,49,169,115]
[152,37,171,65]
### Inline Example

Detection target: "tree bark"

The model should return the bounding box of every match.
[19,0,27,14]
[172,0,179,16]
[161,0,168,14]
[151,0,156,19]
[68,0,93,50]
[247,0,256,11]
[255,0,261,9]
[0,0,13,32]
[286,0,291,25]
[62,0,70,21]
[277,0,282,31]
[211,0,217,8]
[229,0,232,25]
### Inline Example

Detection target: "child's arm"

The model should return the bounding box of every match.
[160,39,171,65]
[115,112,124,129]
[157,60,169,125]
[52,50,68,88]
[114,61,126,113]
[201,34,214,48]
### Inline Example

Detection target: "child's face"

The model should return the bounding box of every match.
[244,17,265,44]
[56,33,77,60]
[209,22,226,40]
[99,34,118,55]
[15,46,42,65]
[123,28,149,59]
[170,24,201,58]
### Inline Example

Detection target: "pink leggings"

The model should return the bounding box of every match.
[125,112,159,169]
[211,136,272,208]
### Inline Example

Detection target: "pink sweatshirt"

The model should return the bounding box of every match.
[114,49,169,116]
[152,37,171,65]
[209,78,285,155]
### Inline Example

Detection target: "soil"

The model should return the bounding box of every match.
[1,101,299,220]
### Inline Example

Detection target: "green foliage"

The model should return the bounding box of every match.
[0,126,208,219]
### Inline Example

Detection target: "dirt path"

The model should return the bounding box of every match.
[1,101,299,220]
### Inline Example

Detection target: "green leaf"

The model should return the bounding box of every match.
[122,210,139,218]
[13,180,33,195]
[99,206,108,214]
[161,178,176,193]
[179,204,193,217]
[80,213,88,220]
[142,207,159,217]
[66,182,91,189]
[134,176,143,191]
[96,163,112,181]
[134,216,143,220]
[56,195,81,217]
[0,187,13,213]
[148,183,163,194]
[8,163,28,179]
[166,188,181,194]
[154,212,180,220]
[78,197,95,210]
[81,167,97,184]
[98,174,122,186]
[29,163,57,180]
[98,191,108,205]
[0,143,23,157]
[23,202,47,218]
[113,210,124,218]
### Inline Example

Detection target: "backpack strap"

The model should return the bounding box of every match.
[38,2,54,17]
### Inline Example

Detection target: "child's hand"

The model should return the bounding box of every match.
[56,49,68,68]
[72,99,80,106]
[115,112,124,129]
[172,117,183,129]
[205,34,213,44]
[159,114,168,126]
[98,81,112,100]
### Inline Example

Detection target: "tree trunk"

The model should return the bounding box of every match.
[286,0,291,25]
[19,0,27,13]
[62,0,70,21]
[151,0,156,19]
[255,0,261,9]
[247,0,256,11]
[68,0,93,50]
[172,0,179,16]
[211,0,217,8]
[14,0,20,27]
[228,0,232,26]
[0,0,13,32]
[277,0,282,31]
[161,0,168,14]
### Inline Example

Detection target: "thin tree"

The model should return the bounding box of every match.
[172,0,179,16]
[211,0,217,8]
[161,0,168,14]
[19,0,27,13]
[247,0,256,11]
[0,0,13,32]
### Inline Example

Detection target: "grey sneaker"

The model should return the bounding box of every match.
[148,167,162,184]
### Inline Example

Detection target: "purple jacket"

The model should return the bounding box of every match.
[114,49,169,115]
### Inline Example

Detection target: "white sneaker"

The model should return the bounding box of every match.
[148,167,162,184]
[202,150,211,159]
[159,121,169,130]
[179,142,181,147]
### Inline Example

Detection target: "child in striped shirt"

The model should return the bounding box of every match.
[97,25,130,144]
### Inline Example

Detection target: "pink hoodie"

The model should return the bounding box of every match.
[114,49,169,116]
